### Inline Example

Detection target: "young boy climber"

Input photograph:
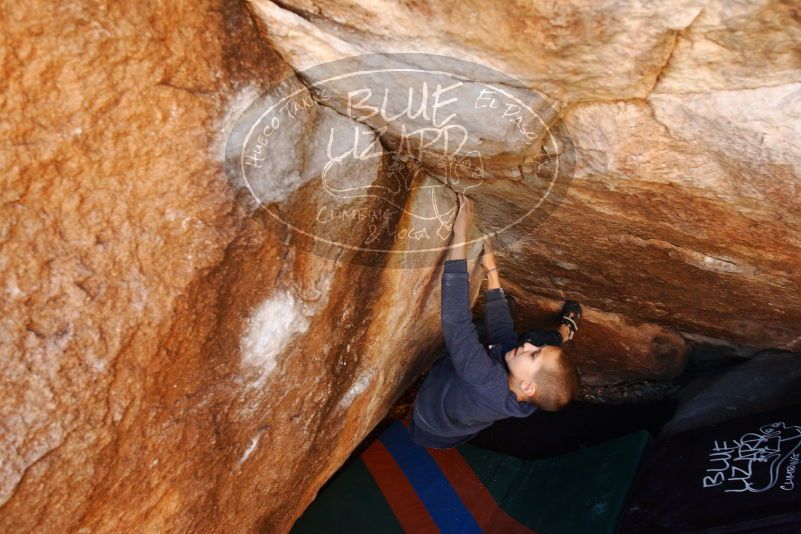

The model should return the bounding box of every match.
[409,194,582,449]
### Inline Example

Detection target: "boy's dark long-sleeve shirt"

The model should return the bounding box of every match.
[411,259,535,447]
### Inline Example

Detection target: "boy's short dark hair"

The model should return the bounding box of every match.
[529,348,580,411]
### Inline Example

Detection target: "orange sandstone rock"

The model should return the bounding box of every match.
[2,1,800,533]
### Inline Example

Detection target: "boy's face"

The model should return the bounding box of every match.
[505,341,547,382]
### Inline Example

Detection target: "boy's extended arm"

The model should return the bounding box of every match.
[441,259,499,384]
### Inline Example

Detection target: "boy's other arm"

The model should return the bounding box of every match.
[481,240,518,350]
[484,290,517,350]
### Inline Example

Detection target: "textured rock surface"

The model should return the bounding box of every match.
[0,1,441,532]
[249,0,801,350]
[2,1,800,533]
[505,290,688,386]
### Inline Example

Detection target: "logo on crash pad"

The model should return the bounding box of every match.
[702,421,801,493]
[224,53,575,267]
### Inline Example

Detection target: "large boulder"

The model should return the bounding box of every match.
[1,0,799,532]
[0,1,439,532]
[247,0,801,350]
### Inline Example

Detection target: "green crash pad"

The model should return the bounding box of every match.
[293,421,649,534]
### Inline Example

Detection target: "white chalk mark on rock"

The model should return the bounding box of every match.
[338,368,376,409]
[241,290,310,387]
[239,434,261,465]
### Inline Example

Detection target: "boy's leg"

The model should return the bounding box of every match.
[519,301,581,346]
[519,329,564,347]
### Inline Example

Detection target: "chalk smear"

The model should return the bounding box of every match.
[241,290,310,388]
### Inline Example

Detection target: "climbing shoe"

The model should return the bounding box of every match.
[560,301,582,341]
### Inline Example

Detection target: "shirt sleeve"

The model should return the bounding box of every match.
[484,288,519,354]
[441,259,503,385]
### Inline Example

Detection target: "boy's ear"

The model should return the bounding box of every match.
[521,380,536,397]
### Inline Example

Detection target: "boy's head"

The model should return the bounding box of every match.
[505,342,580,410]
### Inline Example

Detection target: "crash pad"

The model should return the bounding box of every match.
[292,421,649,533]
